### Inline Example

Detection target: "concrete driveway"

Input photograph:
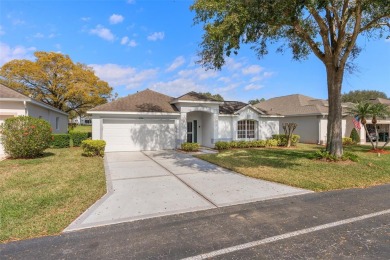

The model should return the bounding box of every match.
[65,151,311,231]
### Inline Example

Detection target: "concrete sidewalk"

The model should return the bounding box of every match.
[65,151,311,231]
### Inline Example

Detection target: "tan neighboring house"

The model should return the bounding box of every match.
[0,84,68,156]
[364,97,390,143]
[255,94,355,144]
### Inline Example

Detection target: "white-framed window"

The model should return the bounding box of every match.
[237,120,256,139]
[55,117,59,130]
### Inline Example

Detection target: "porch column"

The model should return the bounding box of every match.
[212,113,219,144]
[178,112,187,146]
[359,126,366,144]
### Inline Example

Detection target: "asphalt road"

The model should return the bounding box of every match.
[1,184,389,259]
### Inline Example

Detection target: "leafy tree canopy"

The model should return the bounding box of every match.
[342,90,388,103]
[191,0,390,157]
[199,92,224,101]
[0,51,114,115]
[248,98,265,105]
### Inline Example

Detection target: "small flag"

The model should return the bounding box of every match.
[352,115,361,130]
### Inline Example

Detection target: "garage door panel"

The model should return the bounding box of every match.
[102,119,176,152]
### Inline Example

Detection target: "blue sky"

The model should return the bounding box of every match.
[1,0,389,102]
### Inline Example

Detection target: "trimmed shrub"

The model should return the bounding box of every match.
[253,140,267,147]
[81,140,106,157]
[181,142,200,152]
[272,134,300,146]
[342,137,355,146]
[215,141,230,150]
[0,116,52,158]
[350,128,360,143]
[229,141,239,148]
[69,131,89,147]
[266,139,278,147]
[51,134,70,148]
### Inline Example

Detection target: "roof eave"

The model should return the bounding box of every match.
[87,111,181,116]
[170,100,224,105]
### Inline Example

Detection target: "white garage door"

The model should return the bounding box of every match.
[102,119,176,152]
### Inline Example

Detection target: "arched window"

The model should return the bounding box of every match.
[237,120,256,139]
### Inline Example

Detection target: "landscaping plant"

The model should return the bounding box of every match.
[181,142,200,152]
[0,116,52,158]
[350,128,360,144]
[81,140,106,157]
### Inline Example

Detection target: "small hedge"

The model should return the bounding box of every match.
[181,142,200,152]
[311,149,359,162]
[51,134,70,148]
[0,116,52,158]
[69,131,89,147]
[342,137,355,146]
[272,134,300,146]
[214,139,278,150]
[81,140,106,157]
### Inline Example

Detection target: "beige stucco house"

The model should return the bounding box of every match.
[88,89,282,152]
[0,84,68,156]
[255,94,356,144]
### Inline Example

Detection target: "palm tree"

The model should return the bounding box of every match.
[370,103,390,149]
[348,102,375,149]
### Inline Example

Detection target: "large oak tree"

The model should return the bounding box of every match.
[0,51,113,116]
[191,0,390,157]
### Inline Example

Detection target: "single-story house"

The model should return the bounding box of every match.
[0,84,68,156]
[255,94,355,144]
[88,89,281,152]
[70,115,92,125]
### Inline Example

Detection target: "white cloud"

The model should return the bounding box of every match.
[0,25,5,35]
[147,32,164,41]
[121,36,137,47]
[215,84,239,93]
[225,57,243,71]
[0,42,36,65]
[151,78,206,97]
[109,14,124,25]
[244,84,264,91]
[48,33,57,38]
[33,32,44,38]
[54,43,61,50]
[90,63,157,89]
[90,25,115,41]
[177,67,218,81]
[128,40,137,47]
[127,0,136,4]
[121,36,129,45]
[81,17,91,22]
[242,65,264,75]
[166,56,185,72]
[218,77,231,83]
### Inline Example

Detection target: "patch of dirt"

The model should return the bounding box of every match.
[367,149,390,154]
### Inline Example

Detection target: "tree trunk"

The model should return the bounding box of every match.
[325,66,344,157]
[363,123,375,149]
[374,123,379,149]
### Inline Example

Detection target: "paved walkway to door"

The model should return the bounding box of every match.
[65,151,311,231]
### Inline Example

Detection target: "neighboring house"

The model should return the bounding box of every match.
[71,115,92,125]
[88,89,281,152]
[255,94,355,144]
[363,97,390,143]
[0,84,68,156]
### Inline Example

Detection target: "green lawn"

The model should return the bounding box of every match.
[72,125,92,133]
[0,148,106,243]
[197,144,390,192]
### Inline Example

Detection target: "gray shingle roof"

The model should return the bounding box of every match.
[219,101,247,114]
[371,97,390,106]
[90,89,178,113]
[0,84,29,99]
[174,91,221,102]
[255,94,329,116]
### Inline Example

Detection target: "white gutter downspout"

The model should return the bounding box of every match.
[24,101,28,116]
[318,119,321,145]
